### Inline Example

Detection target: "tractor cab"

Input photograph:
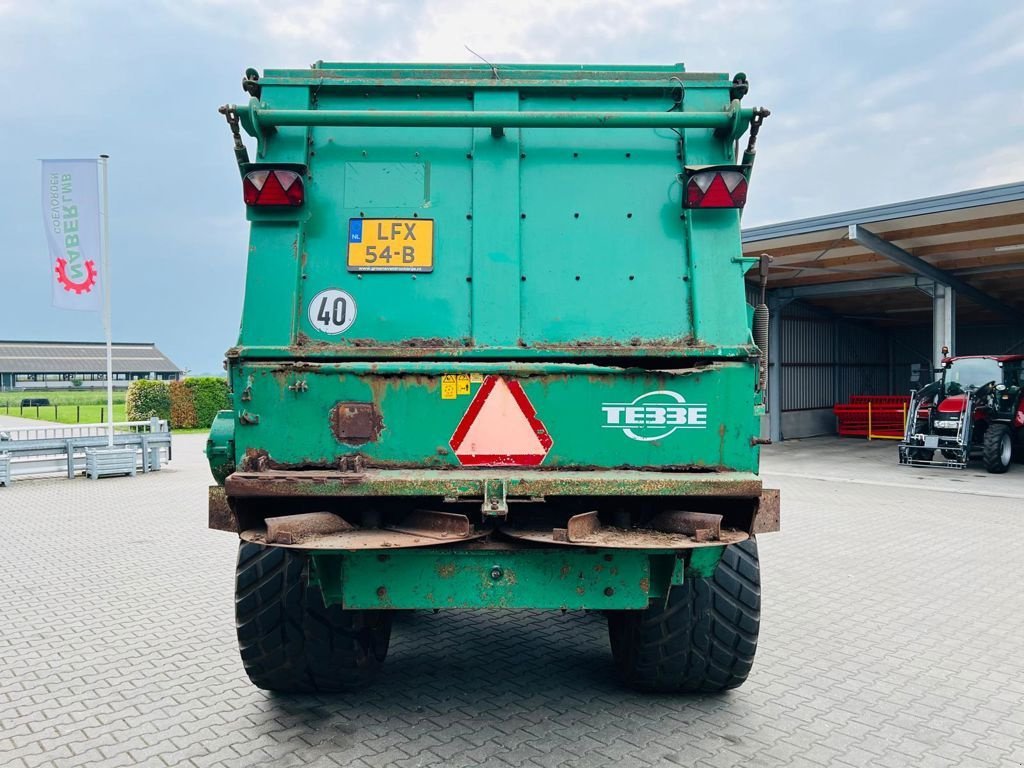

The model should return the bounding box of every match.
[899,354,1024,472]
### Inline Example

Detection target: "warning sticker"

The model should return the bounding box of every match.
[469,373,484,383]
[441,375,457,400]
[457,374,471,395]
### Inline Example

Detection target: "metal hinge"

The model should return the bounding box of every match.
[482,478,508,517]
[337,455,365,474]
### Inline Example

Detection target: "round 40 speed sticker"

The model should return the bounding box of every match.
[308,289,357,334]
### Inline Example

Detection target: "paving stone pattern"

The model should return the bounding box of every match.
[1,434,1022,767]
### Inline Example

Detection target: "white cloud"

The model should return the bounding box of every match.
[958,5,1024,73]
[962,146,1024,188]
[856,67,933,109]
[970,37,1024,73]
[874,7,913,31]
[161,0,786,66]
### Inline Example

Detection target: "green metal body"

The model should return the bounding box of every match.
[229,361,758,471]
[311,547,724,610]
[211,62,770,610]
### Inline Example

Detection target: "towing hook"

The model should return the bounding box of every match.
[220,104,251,174]
[749,107,770,137]
[742,107,771,166]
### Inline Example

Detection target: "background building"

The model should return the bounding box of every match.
[0,340,182,390]
[744,182,1024,440]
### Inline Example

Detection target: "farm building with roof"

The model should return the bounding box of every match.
[0,341,182,390]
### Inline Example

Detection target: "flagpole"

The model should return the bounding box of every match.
[99,154,114,448]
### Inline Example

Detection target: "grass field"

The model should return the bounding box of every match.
[1,389,128,424]
[0,388,212,431]
[0,388,126,406]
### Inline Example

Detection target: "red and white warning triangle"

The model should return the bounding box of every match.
[449,376,553,466]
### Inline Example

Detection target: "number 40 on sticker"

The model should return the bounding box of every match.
[308,288,357,335]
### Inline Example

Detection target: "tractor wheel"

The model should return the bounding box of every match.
[607,538,760,693]
[982,424,1013,474]
[910,448,934,462]
[235,541,391,693]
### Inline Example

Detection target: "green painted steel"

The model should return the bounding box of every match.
[213,61,773,594]
[228,360,759,472]
[243,104,749,130]
[228,62,759,359]
[205,410,236,484]
[686,546,725,579]
[311,548,690,610]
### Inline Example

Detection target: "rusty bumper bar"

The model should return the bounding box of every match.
[210,470,780,536]
[223,468,765,499]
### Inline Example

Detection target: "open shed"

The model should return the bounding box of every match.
[743,182,1024,441]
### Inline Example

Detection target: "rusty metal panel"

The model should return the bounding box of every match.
[329,402,382,444]
[503,523,748,550]
[208,486,238,532]
[751,487,780,534]
[225,468,764,499]
[386,509,473,540]
[265,512,354,545]
[650,510,723,540]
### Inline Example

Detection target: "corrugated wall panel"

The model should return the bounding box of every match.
[774,304,892,438]
[778,308,890,414]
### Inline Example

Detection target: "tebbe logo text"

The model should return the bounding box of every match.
[601,390,708,442]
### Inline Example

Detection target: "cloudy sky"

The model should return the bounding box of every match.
[1,0,1021,373]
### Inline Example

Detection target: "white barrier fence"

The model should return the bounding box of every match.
[0,418,172,485]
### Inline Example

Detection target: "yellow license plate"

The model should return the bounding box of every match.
[347,218,434,272]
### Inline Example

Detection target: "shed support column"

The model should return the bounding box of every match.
[944,287,956,358]
[767,294,783,443]
[932,286,956,370]
[887,330,895,395]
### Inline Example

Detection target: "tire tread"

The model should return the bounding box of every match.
[608,538,760,693]
[234,541,389,693]
[982,424,1012,474]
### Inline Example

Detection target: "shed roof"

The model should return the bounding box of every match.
[742,182,1024,324]
[0,341,182,374]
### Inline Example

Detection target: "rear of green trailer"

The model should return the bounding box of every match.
[208,62,779,693]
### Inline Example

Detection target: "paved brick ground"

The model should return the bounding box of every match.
[1,434,1022,767]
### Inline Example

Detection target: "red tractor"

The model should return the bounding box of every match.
[899,354,1024,473]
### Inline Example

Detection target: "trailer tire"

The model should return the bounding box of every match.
[606,538,760,693]
[235,541,391,693]
[983,424,1012,474]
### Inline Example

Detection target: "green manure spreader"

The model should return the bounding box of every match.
[207,62,780,693]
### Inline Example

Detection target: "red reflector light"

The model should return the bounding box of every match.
[243,169,304,207]
[683,168,748,209]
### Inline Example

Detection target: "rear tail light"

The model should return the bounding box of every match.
[682,166,749,209]
[243,169,304,206]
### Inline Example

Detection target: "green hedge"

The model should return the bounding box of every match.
[126,377,229,429]
[185,377,230,428]
[125,380,171,421]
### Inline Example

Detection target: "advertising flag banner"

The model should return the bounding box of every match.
[41,159,102,311]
